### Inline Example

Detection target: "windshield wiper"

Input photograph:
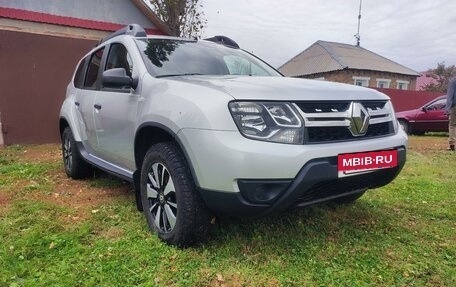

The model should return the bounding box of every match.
[156,73,204,78]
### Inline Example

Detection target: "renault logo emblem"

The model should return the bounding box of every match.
[348,102,370,136]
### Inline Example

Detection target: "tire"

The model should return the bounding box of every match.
[140,142,212,247]
[332,190,366,204]
[398,120,410,134]
[61,127,93,179]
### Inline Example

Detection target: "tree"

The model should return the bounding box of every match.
[422,62,456,93]
[148,0,207,38]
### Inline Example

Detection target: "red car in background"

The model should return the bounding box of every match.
[395,96,448,135]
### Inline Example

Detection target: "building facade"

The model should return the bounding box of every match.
[279,41,419,91]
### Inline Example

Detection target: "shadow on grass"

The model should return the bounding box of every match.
[89,168,131,189]
[206,200,401,256]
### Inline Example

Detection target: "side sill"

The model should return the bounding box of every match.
[76,142,134,182]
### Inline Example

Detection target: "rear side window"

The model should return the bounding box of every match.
[73,56,88,88]
[84,48,105,88]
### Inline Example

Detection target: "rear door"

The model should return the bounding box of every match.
[74,47,105,154]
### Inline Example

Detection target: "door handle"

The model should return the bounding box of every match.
[94,104,102,110]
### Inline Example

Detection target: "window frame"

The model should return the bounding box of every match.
[102,42,134,92]
[376,78,391,88]
[353,76,370,87]
[73,56,89,89]
[83,46,107,90]
[396,80,409,90]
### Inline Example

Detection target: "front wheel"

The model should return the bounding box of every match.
[140,142,212,247]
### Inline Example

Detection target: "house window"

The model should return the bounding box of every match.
[376,78,391,88]
[396,80,409,90]
[353,76,370,87]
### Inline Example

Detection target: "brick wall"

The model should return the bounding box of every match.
[303,69,417,91]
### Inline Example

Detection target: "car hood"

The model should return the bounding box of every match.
[168,75,390,101]
[396,109,420,117]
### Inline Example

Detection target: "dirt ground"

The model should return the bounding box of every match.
[0,135,450,220]
[1,143,133,221]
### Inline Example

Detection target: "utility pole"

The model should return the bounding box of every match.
[355,0,362,46]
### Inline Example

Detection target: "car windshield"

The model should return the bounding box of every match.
[136,38,281,78]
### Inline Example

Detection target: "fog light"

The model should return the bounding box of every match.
[238,179,291,204]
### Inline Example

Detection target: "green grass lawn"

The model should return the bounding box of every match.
[1,137,455,286]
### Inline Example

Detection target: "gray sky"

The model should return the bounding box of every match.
[200,0,456,72]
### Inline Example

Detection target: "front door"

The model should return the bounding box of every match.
[93,43,138,171]
[414,98,448,132]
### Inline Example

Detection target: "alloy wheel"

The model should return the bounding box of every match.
[146,162,178,233]
[63,136,73,172]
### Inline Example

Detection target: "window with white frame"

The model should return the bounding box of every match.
[396,80,409,90]
[353,76,370,87]
[376,78,391,88]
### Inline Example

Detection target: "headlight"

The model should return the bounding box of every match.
[229,101,304,144]
[386,100,399,133]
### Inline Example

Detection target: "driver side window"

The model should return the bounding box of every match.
[105,43,133,77]
[427,99,446,110]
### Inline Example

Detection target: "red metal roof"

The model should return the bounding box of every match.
[416,73,438,91]
[0,7,166,35]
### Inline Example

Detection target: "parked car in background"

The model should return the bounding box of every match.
[396,96,448,134]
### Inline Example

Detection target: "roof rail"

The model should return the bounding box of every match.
[204,35,240,49]
[99,24,147,45]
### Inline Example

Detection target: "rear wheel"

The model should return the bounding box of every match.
[61,127,93,179]
[140,142,212,247]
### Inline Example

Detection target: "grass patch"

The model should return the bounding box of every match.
[1,137,455,286]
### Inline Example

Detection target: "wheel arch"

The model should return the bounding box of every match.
[59,117,70,139]
[134,122,200,187]
[397,118,411,134]
[59,113,83,142]
[133,122,201,212]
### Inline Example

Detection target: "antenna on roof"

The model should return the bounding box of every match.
[355,0,362,46]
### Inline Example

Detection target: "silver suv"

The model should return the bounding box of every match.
[59,24,407,246]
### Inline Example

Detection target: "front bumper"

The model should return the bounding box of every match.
[200,147,406,217]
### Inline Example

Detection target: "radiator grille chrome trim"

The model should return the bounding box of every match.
[294,100,395,143]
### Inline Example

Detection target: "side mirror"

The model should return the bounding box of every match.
[102,68,138,89]
[421,106,428,112]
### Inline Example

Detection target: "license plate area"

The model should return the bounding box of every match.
[338,150,398,177]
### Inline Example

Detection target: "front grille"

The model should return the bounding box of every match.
[294,100,395,143]
[296,102,350,113]
[307,122,394,143]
